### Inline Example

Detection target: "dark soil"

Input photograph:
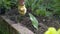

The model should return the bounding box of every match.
[3,8,60,34]
[20,16,60,34]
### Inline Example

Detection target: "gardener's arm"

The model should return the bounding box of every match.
[19,0,24,5]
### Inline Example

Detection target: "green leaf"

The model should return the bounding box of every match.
[29,13,38,30]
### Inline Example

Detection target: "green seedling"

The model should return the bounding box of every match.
[29,13,38,30]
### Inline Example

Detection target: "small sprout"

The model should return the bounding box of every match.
[29,13,38,30]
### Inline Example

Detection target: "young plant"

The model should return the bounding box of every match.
[29,13,38,30]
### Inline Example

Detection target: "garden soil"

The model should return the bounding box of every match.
[4,8,60,34]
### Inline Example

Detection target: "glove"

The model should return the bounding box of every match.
[18,5,27,15]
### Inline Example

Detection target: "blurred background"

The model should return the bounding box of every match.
[0,0,60,34]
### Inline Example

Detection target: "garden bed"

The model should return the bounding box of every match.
[1,8,60,34]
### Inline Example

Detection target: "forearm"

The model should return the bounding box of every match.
[19,0,24,5]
